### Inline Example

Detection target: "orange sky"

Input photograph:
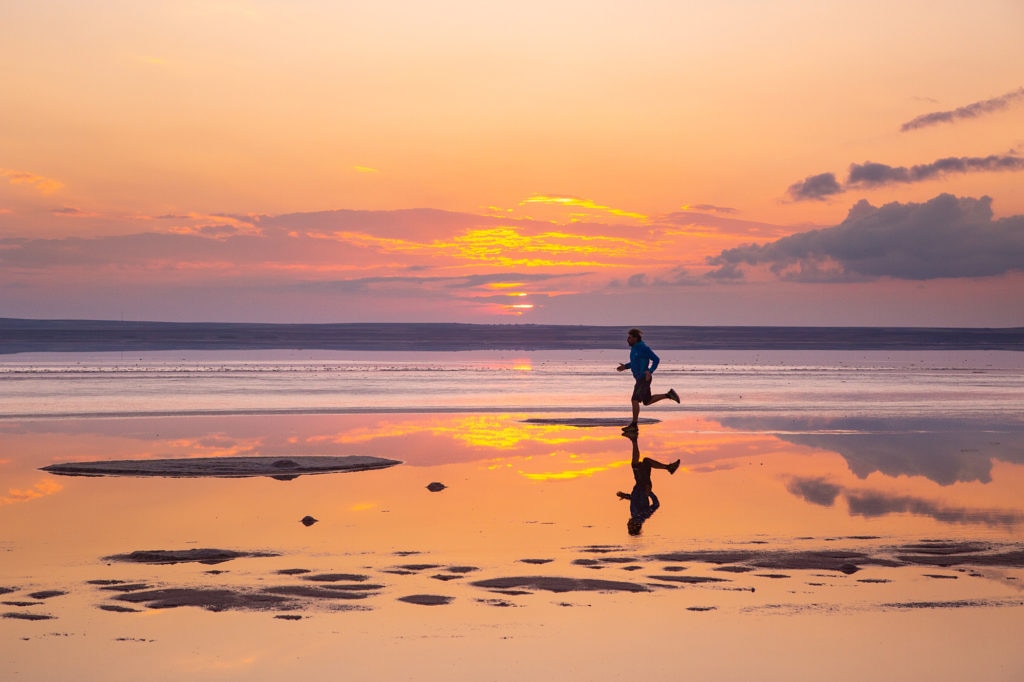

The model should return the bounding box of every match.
[2,1,1023,325]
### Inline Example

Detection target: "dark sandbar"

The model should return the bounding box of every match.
[397,594,454,606]
[104,549,279,565]
[98,604,141,613]
[116,588,291,611]
[27,590,67,600]
[650,575,730,584]
[42,455,401,479]
[471,576,650,593]
[301,573,370,583]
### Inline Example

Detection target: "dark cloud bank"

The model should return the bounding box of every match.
[788,155,1024,201]
[708,194,1024,281]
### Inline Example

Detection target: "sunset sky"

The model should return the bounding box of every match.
[2,0,1023,326]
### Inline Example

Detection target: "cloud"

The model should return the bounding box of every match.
[707,194,1024,281]
[786,173,843,201]
[609,266,702,288]
[787,155,1024,200]
[680,203,738,215]
[300,272,578,295]
[847,156,1024,187]
[0,168,63,194]
[900,86,1024,132]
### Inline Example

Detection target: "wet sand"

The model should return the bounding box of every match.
[3,410,1023,681]
[4,540,1021,621]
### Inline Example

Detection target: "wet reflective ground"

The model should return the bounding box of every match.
[2,411,1022,681]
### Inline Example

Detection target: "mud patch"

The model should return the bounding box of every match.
[471,576,650,593]
[115,587,291,612]
[3,612,54,621]
[27,590,67,600]
[398,594,453,606]
[650,575,730,584]
[98,604,140,613]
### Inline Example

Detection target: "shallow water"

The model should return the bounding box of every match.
[2,349,1022,420]
[1,351,1022,681]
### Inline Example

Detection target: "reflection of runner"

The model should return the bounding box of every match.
[616,328,679,432]
[617,431,679,535]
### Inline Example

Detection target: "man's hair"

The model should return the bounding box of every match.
[628,328,643,339]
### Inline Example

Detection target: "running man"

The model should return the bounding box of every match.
[617,431,680,535]
[616,328,679,432]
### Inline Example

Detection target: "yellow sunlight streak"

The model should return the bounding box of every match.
[317,227,647,266]
[522,195,648,222]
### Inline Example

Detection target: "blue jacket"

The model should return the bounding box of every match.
[624,340,660,380]
[630,488,660,521]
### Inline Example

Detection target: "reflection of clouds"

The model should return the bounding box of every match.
[162,435,262,460]
[845,491,1024,528]
[688,463,740,474]
[720,416,1024,486]
[787,476,1024,529]
[786,477,841,506]
[2,479,63,505]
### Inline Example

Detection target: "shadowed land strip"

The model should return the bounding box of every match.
[3,320,1022,353]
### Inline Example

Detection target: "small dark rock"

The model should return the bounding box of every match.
[300,516,318,527]
[426,482,446,492]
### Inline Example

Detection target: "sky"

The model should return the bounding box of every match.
[2,0,1023,326]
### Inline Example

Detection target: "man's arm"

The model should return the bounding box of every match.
[646,347,660,374]
[649,491,660,512]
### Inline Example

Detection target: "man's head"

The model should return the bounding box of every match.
[627,517,644,535]
[627,328,643,347]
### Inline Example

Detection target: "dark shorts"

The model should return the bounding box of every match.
[631,377,652,405]
[631,460,653,488]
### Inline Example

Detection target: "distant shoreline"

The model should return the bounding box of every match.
[1,318,1021,353]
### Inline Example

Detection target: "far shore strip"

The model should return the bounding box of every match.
[41,455,401,479]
